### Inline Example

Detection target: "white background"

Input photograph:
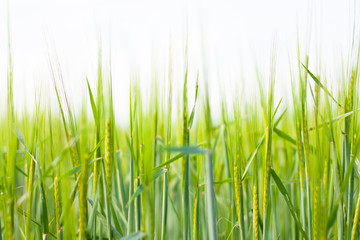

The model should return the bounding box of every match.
[0,0,358,125]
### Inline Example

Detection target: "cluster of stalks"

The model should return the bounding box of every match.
[1,28,360,240]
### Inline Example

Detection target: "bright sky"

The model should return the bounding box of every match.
[0,0,358,125]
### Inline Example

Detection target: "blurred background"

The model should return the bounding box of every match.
[0,0,358,125]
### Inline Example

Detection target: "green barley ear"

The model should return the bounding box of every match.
[68,133,79,173]
[262,126,271,212]
[233,162,244,239]
[5,211,13,240]
[313,185,320,240]
[352,191,360,240]
[253,184,260,240]
[105,119,112,204]
[192,189,199,240]
[54,176,62,239]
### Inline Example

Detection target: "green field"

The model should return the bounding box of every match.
[1,26,360,240]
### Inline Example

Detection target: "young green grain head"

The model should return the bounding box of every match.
[104,119,112,205]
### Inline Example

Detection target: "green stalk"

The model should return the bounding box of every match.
[262,47,276,240]
[331,141,344,240]
[161,50,173,240]
[182,43,191,240]
[153,83,160,238]
[346,70,356,239]
[300,56,313,240]
[26,159,35,239]
[205,151,218,240]
[127,84,135,235]
[79,154,89,240]
[326,95,344,240]
[192,188,199,240]
[5,13,15,240]
[296,120,307,232]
